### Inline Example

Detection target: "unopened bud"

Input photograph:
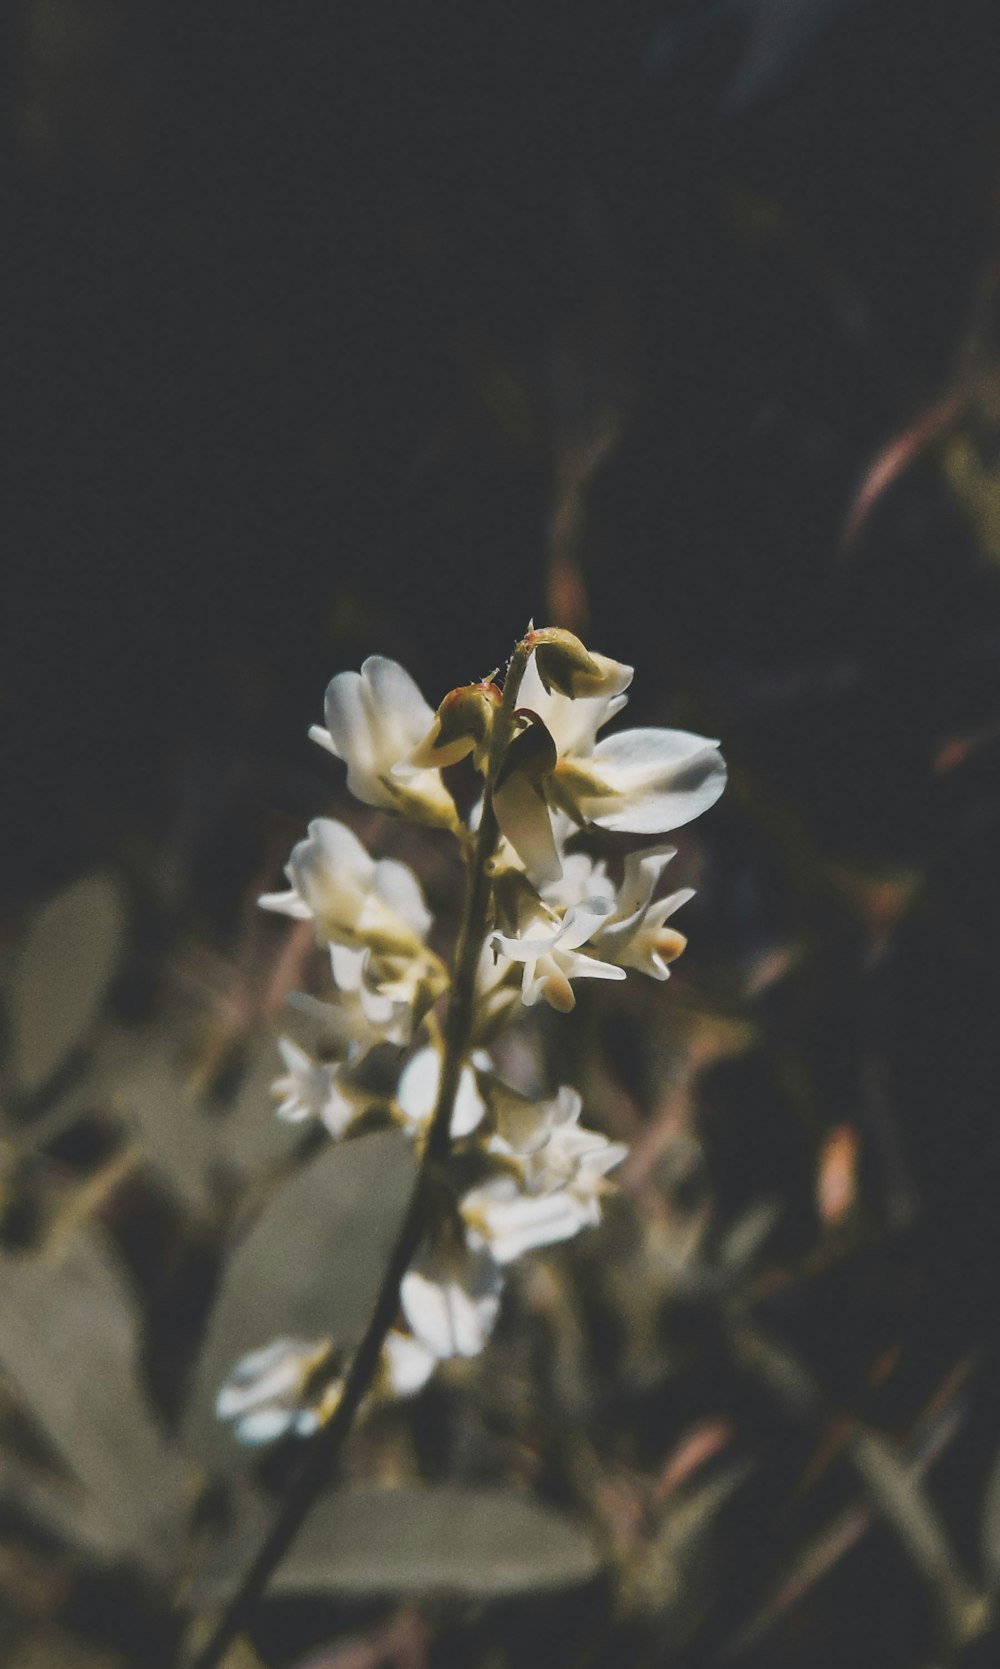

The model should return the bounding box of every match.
[526,627,633,700]
[406,682,500,771]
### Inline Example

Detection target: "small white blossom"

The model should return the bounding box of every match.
[309,656,459,829]
[216,1338,337,1445]
[272,1037,358,1138]
[400,1239,503,1360]
[260,817,431,956]
[591,844,694,979]
[460,1175,595,1264]
[495,651,726,885]
[395,1045,490,1140]
[484,1081,583,1158]
[521,1104,628,1207]
[491,896,626,1012]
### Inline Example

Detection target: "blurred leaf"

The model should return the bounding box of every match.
[0,1227,191,1575]
[10,873,126,1097]
[183,1130,417,1472]
[944,431,1000,562]
[203,1485,601,1601]
[980,1446,1000,1589]
[719,1198,781,1272]
[619,1462,752,1651]
[109,1029,300,1214]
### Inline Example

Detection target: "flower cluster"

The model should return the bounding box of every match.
[218,629,725,1441]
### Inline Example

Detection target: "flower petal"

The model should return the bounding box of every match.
[400,1245,503,1359]
[372,857,433,940]
[383,1330,436,1397]
[587,729,727,833]
[493,770,562,887]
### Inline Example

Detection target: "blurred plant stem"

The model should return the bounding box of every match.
[182,644,530,1669]
[725,1311,992,1662]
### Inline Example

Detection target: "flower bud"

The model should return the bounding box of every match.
[526,628,633,701]
[405,681,501,772]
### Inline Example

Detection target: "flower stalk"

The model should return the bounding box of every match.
[185,644,531,1669]
[188,625,725,1663]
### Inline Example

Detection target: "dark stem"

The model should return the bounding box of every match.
[183,640,529,1669]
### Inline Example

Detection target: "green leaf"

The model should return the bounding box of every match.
[183,1130,417,1473]
[10,873,126,1096]
[203,1484,601,1600]
[111,1031,300,1215]
[0,1227,191,1575]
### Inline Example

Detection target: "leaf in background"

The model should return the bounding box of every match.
[619,1463,752,1654]
[110,1029,301,1215]
[980,1446,1000,1590]
[0,1227,192,1576]
[201,1485,601,1601]
[10,873,126,1097]
[183,1130,417,1473]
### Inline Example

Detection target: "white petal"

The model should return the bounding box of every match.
[462,1181,590,1264]
[308,724,339,756]
[491,919,564,964]
[286,819,374,931]
[330,943,365,990]
[555,896,617,951]
[400,1246,503,1359]
[361,656,436,756]
[318,1076,357,1139]
[612,845,677,921]
[556,949,627,984]
[517,654,627,759]
[216,1338,312,1418]
[541,849,613,912]
[235,1406,297,1445]
[322,669,372,768]
[451,1065,486,1137]
[396,1047,484,1138]
[258,888,312,919]
[588,729,726,833]
[493,771,562,887]
[372,857,432,940]
[383,1330,437,1397]
[276,1036,313,1078]
[395,1047,439,1131]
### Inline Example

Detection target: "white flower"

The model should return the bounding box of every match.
[260,820,445,1034]
[272,1037,358,1138]
[494,651,726,885]
[215,1337,337,1445]
[461,1092,626,1263]
[590,844,694,979]
[309,656,459,830]
[515,1087,627,1211]
[395,1045,489,1140]
[260,817,431,956]
[460,1175,595,1264]
[400,1239,503,1359]
[484,1081,583,1158]
[491,895,626,1012]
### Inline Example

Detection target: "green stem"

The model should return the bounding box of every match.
[184,639,530,1669]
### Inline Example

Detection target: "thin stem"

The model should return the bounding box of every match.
[184,639,531,1669]
[727,1312,991,1661]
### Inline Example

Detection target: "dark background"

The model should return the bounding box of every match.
[4,3,1000,1665]
[5,0,997,885]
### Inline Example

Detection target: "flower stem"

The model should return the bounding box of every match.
[183,638,531,1669]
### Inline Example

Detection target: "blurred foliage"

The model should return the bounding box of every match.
[4,0,1000,1665]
